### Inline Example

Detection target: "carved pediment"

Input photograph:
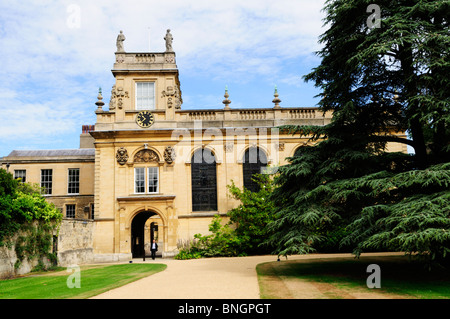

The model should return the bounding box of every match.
[134,149,159,163]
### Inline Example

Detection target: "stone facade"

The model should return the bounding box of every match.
[1,149,95,220]
[0,30,408,266]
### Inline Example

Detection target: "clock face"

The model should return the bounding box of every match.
[136,111,155,128]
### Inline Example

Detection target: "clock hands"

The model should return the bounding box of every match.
[136,111,154,128]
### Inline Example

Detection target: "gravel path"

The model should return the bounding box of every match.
[90,252,403,299]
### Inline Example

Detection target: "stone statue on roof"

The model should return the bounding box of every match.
[164,29,173,52]
[116,30,125,52]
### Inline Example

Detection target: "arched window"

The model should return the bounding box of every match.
[243,147,267,192]
[191,148,217,211]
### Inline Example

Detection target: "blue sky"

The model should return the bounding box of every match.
[0,0,327,157]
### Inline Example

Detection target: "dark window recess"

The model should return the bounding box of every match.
[243,147,267,192]
[191,149,217,211]
[66,204,76,218]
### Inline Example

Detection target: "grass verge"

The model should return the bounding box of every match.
[0,263,167,299]
[257,255,450,299]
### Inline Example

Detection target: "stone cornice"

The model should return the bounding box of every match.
[116,194,176,202]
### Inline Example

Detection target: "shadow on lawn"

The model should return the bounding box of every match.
[258,255,450,299]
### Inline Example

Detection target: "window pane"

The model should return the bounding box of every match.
[41,169,52,195]
[191,149,217,211]
[136,82,155,110]
[243,147,267,192]
[148,167,159,193]
[68,169,80,194]
[66,204,76,218]
[14,170,26,183]
[135,168,145,193]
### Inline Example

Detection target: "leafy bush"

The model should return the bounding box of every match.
[0,168,62,268]
[175,215,244,259]
[175,174,277,259]
[227,174,276,255]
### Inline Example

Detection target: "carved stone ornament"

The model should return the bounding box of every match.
[134,149,159,163]
[109,85,129,110]
[224,142,233,152]
[135,53,156,63]
[165,55,175,63]
[161,85,181,109]
[116,30,126,52]
[163,146,176,164]
[116,54,125,63]
[164,29,174,52]
[116,147,129,165]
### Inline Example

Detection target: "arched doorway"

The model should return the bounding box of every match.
[131,211,160,258]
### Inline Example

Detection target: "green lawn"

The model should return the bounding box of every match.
[257,255,450,299]
[0,263,166,299]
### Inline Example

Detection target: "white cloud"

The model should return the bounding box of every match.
[0,0,326,155]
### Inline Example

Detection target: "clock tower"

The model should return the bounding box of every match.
[92,30,183,260]
[95,29,182,131]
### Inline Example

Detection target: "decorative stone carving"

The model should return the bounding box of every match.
[161,85,181,109]
[164,29,173,52]
[109,85,129,110]
[116,30,126,52]
[134,149,159,163]
[109,85,116,110]
[116,54,125,63]
[95,88,105,111]
[136,53,156,63]
[165,55,175,63]
[163,146,176,164]
[224,142,233,152]
[223,86,231,109]
[276,142,285,151]
[116,147,129,165]
[272,85,281,108]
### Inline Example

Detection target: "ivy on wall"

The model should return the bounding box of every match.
[0,169,62,271]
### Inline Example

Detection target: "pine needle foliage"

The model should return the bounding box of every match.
[304,0,450,168]
[265,0,449,266]
[267,122,450,262]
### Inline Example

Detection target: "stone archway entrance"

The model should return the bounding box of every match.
[131,211,161,258]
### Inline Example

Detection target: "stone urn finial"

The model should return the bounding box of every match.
[272,85,281,108]
[223,85,231,109]
[95,87,105,111]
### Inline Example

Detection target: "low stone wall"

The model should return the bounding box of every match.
[56,218,94,267]
[0,241,48,279]
[0,234,53,279]
[0,219,95,279]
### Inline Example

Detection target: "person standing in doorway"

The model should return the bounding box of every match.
[151,239,158,260]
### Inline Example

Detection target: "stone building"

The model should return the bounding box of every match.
[1,30,407,263]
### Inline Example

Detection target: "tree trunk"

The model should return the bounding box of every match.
[409,118,428,169]
[399,40,428,169]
